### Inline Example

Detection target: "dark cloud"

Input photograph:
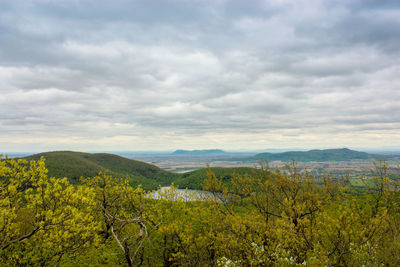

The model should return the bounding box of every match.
[0,0,399,151]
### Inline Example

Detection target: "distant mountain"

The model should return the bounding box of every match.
[23,151,179,189]
[172,149,227,156]
[249,148,383,162]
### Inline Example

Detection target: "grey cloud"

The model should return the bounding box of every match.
[0,0,399,150]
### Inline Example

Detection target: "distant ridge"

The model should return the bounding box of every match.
[249,148,382,162]
[23,151,179,189]
[172,149,227,156]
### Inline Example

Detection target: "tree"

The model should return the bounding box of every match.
[83,172,157,266]
[0,156,100,265]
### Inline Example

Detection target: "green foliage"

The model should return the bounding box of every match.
[203,160,400,266]
[1,155,399,266]
[0,156,100,265]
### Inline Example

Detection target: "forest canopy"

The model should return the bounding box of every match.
[0,156,399,266]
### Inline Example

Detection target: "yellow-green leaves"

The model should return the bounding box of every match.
[1,157,399,266]
[0,157,100,265]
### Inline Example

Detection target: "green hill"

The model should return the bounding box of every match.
[174,167,265,190]
[250,148,379,162]
[24,151,179,190]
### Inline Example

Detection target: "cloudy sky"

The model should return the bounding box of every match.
[1,0,400,152]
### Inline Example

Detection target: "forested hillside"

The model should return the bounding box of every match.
[174,167,264,190]
[24,151,179,189]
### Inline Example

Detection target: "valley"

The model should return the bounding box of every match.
[3,148,400,265]
[15,148,399,191]
[120,149,400,188]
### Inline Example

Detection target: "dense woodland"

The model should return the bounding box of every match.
[1,155,400,266]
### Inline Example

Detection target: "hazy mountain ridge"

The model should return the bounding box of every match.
[251,148,388,162]
[172,149,227,155]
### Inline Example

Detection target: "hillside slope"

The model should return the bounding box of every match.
[174,167,266,190]
[24,151,179,189]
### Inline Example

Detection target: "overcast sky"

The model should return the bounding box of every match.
[1,0,400,152]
